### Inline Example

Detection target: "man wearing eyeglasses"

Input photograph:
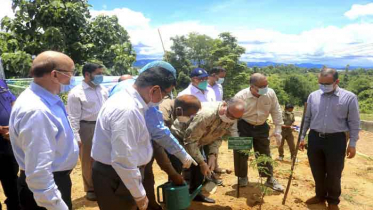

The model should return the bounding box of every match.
[231,73,284,192]
[299,68,360,210]
[9,51,79,210]
[170,98,245,203]
[178,68,216,102]
[67,63,108,201]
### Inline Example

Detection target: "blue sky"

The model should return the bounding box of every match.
[2,0,373,67]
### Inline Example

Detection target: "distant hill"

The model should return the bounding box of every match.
[246,62,373,70]
[133,59,372,70]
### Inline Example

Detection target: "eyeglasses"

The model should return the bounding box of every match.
[55,69,76,76]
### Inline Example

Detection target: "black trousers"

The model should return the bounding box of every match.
[18,170,72,210]
[233,120,273,178]
[0,154,21,210]
[307,130,347,205]
[168,149,205,193]
[92,161,145,210]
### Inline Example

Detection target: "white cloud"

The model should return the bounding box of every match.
[0,0,14,21]
[344,3,373,19]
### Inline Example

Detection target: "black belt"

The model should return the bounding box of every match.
[80,120,96,124]
[241,120,267,128]
[311,130,345,139]
[95,161,145,170]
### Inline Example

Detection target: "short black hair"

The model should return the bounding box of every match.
[82,63,103,76]
[209,66,226,75]
[285,104,294,109]
[135,66,176,91]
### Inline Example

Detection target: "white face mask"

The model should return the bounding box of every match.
[216,78,225,85]
[319,84,334,93]
[57,71,75,93]
[177,116,191,123]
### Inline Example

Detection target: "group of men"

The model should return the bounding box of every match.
[0,50,360,210]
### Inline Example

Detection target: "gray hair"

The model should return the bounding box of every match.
[320,67,338,81]
[249,73,266,86]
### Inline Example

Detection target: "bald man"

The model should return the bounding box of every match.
[231,73,284,192]
[10,51,79,210]
[170,99,245,203]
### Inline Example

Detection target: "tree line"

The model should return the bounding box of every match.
[1,0,372,114]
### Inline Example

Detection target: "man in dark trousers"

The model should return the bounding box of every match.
[10,51,79,210]
[299,67,360,210]
[0,79,21,210]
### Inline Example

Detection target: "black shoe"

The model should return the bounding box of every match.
[193,193,215,203]
[85,191,97,201]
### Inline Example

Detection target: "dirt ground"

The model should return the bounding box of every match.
[1,130,373,210]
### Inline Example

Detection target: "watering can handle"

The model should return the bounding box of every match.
[156,185,164,204]
[190,184,203,201]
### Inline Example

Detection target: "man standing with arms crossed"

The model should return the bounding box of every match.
[299,67,360,210]
[10,51,79,210]
[67,63,108,201]
[232,73,284,191]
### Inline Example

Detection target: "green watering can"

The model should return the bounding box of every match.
[157,182,202,210]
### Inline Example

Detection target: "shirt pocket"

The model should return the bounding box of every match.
[334,103,348,119]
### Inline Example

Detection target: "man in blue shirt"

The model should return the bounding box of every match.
[299,67,360,210]
[0,79,21,210]
[10,51,79,210]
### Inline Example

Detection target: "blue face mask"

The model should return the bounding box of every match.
[91,74,103,86]
[60,76,75,93]
[197,80,208,90]
[216,78,225,85]
[319,84,334,93]
[258,86,268,95]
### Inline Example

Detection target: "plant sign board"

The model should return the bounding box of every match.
[228,137,253,150]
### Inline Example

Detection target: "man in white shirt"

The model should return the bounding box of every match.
[232,73,284,192]
[10,51,79,210]
[207,66,226,102]
[67,63,108,201]
[91,66,176,210]
[178,68,215,102]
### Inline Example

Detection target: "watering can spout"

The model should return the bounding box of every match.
[189,185,203,202]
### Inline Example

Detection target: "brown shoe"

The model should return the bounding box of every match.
[328,204,339,210]
[305,196,325,205]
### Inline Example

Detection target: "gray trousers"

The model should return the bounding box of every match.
[92,161,145,210]
[79,121,95,192]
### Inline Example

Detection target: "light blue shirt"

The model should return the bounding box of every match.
[109,79,187,158]
[10,82,79,210]
[301,87,360,147]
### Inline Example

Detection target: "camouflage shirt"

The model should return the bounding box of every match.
[171,102,234,164]
[283,111,295,126]
[159,98,175,129]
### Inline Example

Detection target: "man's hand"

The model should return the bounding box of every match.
[199,162,212,177]
[207,154,216,171]
[346,146,356,159]
[0,126,9,135]
[135,196,149,210]
[181,153,197,169]
[299,140,306,151]
[169,174,185,186]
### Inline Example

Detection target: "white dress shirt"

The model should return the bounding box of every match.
[91,86,153,199]
[67,81,108,142]
[10,82,79,210]
[231,87,283,137]
[178,84,215,102]
[207,83,223,101]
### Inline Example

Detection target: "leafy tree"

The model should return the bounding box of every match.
[1,0,135,77]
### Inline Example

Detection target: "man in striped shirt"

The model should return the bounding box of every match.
[67,63,108,201]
